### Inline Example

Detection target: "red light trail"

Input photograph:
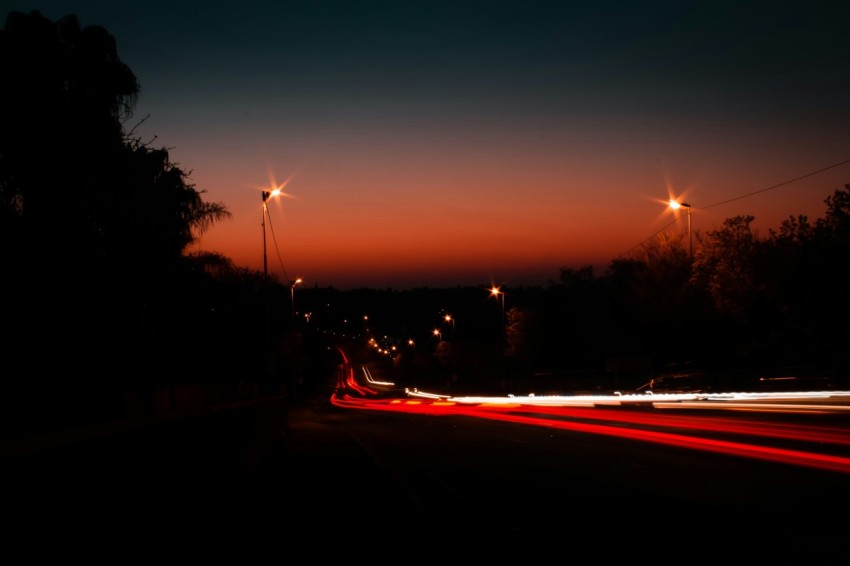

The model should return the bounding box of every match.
[330,386,850,474]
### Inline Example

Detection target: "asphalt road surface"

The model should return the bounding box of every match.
[6,392,849,559]
[276,395,850,557]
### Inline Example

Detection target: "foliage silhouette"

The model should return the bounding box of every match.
[0,10,246,433]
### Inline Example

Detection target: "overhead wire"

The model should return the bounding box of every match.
[619,219,678,259]
[264,206,291,283]
[700,157,850,211]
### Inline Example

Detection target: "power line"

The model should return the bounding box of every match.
[701,157,850,211]
[265,207,291,283]
[619,219,677,259]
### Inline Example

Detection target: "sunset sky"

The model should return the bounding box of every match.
[8,1,850,289]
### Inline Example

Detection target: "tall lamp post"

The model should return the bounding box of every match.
[290,277,303,322]
[668,199,692,258]
[261,189,280,385]
[262,191,271,353]
[262,189,281,277]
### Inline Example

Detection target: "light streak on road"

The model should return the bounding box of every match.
[362,366,394,386]
[330,383,850,474]
[333,348,376,396]
[652,401,850,413]
[446,390,850,410]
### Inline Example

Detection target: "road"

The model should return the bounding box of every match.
[271,354,850,556]
[5,368,849,559]
[278,387,850,557]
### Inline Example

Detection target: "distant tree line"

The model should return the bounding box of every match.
[299,185,850,393]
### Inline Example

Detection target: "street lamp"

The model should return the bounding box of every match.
[261,188,281,384]
[290,277,303,322]
[668,199,692,258]
[262,188,282,277]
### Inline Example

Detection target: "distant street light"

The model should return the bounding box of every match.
[433,328,442,342]
[490,286,505,335]
[290,277,303,322]
[444,314,455,334]
[261,189,281,277]
[668,199,693,258]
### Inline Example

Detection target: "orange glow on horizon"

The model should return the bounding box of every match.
[191,157,850,289]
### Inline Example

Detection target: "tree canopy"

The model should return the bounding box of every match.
[1,10,239,430]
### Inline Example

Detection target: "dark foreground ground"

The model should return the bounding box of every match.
[5,385,850,560]
[3,391,424,552]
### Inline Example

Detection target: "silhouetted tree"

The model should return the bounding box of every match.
[1,11,140,267]
[813,185,850,370]
[602,231,710,368]
[818,183,850,242]
[690,215,762,318]
[504,306,539,373]
[1,11,233,431]
[544,265,610,370]
[771,184,850,370]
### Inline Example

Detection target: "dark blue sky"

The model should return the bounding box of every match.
[6,1,850,288]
